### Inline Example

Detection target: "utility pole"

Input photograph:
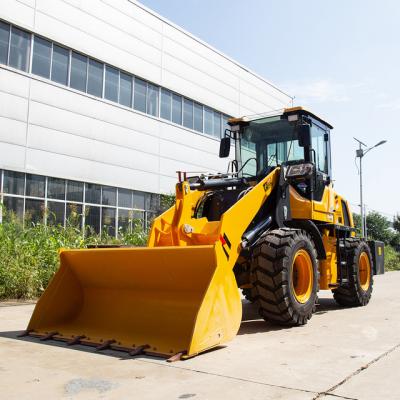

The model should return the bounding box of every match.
[364,204,368,238]
[354,137,387,238]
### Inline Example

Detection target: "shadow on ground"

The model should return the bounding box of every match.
[0,297,344,361]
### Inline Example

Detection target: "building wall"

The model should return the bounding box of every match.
[0,0,292,233]
[0,0,292,195]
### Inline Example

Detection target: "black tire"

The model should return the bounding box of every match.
[333,238,373,307]
[242,288,255,303]
[250,228,319,325]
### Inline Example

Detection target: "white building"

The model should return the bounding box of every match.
[0,0,292,234]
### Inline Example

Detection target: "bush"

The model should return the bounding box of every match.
[385,245,400,271]
[0,209,147,300]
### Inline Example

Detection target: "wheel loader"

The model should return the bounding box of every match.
[24,107,384,361]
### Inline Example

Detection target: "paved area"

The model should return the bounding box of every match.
[1,272,399,399]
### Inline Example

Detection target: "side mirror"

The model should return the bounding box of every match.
[297,124,311,147]
[219,137,231,158]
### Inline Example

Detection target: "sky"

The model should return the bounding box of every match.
[140,0,400,218]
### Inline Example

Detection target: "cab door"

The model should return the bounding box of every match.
[311,123,334,221]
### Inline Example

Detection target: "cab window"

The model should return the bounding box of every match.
[311,124,328,174]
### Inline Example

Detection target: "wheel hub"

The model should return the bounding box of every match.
[291,249,313,304]
[359,252,371,291]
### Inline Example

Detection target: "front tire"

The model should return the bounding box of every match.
[333,239,373,306]
[250,228,319,325]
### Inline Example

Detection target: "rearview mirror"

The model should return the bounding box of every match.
[219,137,231,158]
[297,124,311,147]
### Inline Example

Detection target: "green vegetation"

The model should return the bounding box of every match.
[353,211,400,271]
[0,207,147,300]
[384,245,400,271]
[0,200,399,300]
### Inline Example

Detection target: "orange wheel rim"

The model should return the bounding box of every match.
[291,249,313,303]
[359,252,371,291]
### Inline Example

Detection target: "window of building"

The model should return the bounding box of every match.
[147,83,159,117]
[119,72,132,107]
[172,93,182,125]
[117,208,131,234]
[146,211,157,230]
[104,65,119,102]
[193,102,203,132]
[222,114,230,137]
[3,170,24,195]
[160,88,171,121]
[0,168,162,237]
[32,36,52,79]
[102,207,116,236]
[204,107,213,135]
[47,201,65,226]
[51,45,69,85]
[25,174,45,197]
[85,183,101,204]
[85,205,100,234]
[132,210,145,230]
[25,199,44,225]
[213,111,221,138]
[0,21,10,65]
[132,191,145,210]
[9,26,30,72]
[118,188,132,208]
[87,58,104,97]
[145,193,160,211]
[66,203,82,228]
[47,177,65,200]
[102,186,116,206]
[66,180,83,202]
[1,21,232,143]
[70,51,87,92]
[183,99,193,129]
[2,196,24,222]
[134,77,147,113]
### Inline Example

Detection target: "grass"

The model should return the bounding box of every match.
[0,204,399,300]
[384,245,400,271]
[0,208,148,300]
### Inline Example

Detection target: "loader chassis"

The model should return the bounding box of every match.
[25,107,380,360]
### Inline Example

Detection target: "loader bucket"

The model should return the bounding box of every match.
[27,245,242,358]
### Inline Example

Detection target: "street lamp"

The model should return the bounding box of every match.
[354,137,387,237]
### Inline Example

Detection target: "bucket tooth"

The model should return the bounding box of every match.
[129,344,150,356]
[96,339,116,351]
[40,331,58,341]
[67,335,86,346]
[167,351,185,363]
[17,329,34,338]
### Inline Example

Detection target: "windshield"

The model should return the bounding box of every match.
[240,116,304,176]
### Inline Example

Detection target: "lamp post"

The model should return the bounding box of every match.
[354,138,387,237]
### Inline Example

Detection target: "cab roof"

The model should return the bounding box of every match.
[229,106,333,130]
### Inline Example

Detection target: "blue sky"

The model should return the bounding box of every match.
[140,0,399,218]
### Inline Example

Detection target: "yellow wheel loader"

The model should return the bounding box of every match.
[24,107,384,360]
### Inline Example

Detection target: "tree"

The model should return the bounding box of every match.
[352,213,362,236]
[365,211,393,244]
[393,214,400,234]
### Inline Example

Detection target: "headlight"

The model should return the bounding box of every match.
[285,163,313,179]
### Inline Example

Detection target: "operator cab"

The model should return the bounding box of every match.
[220,107,333,202]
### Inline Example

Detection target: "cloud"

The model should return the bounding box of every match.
[281,79,361,105]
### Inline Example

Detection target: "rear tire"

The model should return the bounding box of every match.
[250,228,319,325]
[333,238,373,306]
